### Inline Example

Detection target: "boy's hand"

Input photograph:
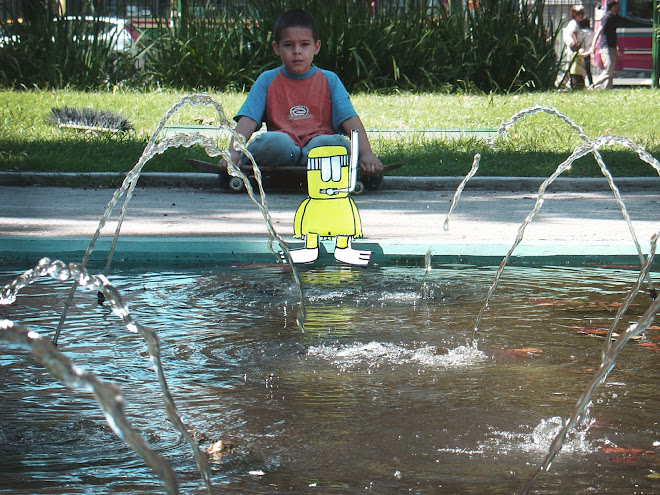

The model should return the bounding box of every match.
[359,151,384,175]
[220,148,242,171]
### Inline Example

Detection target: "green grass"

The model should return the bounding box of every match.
[1,88,659,177]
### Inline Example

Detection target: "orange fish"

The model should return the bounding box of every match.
[636,342,660,350]
[534,299,568,306]
[573,327,609,336]
[602,446,655,464]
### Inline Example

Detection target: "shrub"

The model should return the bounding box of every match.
[0,14,133,89]
[1,0,559,93]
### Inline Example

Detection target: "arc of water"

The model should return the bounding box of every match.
[446,108,657,294]
[520,232,660,495]
[495,108,656,296]
[2,258,213,494]
[445,106,587,230]
[0,322,181,495]
[443,153,481,231]
[53,93,307,342]
[54,94,232,343]
[469,135,656,344]
[469,149,571,344]
[440,105,659,342]
[600,234,659,359]
[224,139,307,330]
[495,105,590,141]
[585,139,658,298]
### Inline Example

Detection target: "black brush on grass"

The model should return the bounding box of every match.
[50,106,133,133]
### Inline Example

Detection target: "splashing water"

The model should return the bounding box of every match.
[440,106,660,492]
[307,340,487,372]
[0,320,181,494]
[417,248,434,298]
[521,230,660,494]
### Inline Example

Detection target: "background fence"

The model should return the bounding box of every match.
[1,0,592,28]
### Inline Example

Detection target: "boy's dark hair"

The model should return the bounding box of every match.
[273,9,318,43]
[606,0,619,11]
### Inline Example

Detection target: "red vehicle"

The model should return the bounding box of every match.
[593,0,653,72]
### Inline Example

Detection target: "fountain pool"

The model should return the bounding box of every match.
[1,263,658,494]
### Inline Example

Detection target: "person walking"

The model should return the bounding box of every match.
[591,0,622,89]
[557,5,586,89]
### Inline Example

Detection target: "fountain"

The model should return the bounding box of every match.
[1,96,659,494]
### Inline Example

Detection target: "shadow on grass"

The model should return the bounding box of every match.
[1,136,659,178]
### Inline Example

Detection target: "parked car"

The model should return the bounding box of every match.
[57,16,136,52]
[0,16,135,52]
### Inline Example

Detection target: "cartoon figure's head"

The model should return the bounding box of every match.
[306,145,351,199]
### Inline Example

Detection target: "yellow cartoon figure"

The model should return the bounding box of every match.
[289,130,372,266]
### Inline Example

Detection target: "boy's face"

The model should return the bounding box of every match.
[272,27,321,75]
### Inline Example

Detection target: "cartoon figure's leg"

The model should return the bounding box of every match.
[287,233,320,264]
[334,235,372,266]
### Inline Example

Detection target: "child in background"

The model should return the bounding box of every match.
[569,44,588,89]
[223,9,383,175]
[579,17,594,87]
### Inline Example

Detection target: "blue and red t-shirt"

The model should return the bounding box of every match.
[235,66,357,147]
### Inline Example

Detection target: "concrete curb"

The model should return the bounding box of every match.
[2,171,659,192]
[1,236,651,268]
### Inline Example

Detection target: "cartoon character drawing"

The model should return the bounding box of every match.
[288,130,372,266]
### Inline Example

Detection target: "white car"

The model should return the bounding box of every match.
[58,16,135,52]
[0,16,135,52]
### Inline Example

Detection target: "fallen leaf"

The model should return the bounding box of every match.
[206,439,236,458]
[512,347,543,356]
[587,301,622,309]
[602,447,652,455]
[602,446,655,465]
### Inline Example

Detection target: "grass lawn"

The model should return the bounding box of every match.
[1,88,658,177]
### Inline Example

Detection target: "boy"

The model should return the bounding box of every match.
[223,9,383,175]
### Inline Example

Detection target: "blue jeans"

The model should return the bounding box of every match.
[242,131,350,167]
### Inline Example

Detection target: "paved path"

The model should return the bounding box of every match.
[1,184,658,243]
[1,178,658,266]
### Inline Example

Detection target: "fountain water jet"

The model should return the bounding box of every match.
[521,231,660,494]
[2,257,217,494]
[441,106,660,344]
[53,94,306,345]
[0,320,181,494]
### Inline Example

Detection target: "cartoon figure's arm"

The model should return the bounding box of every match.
[293,198,311,239]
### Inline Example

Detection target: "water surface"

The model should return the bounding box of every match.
[1,264,658,494]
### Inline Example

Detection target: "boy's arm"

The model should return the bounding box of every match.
[222,116,260,168]
[340,116,383,174]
